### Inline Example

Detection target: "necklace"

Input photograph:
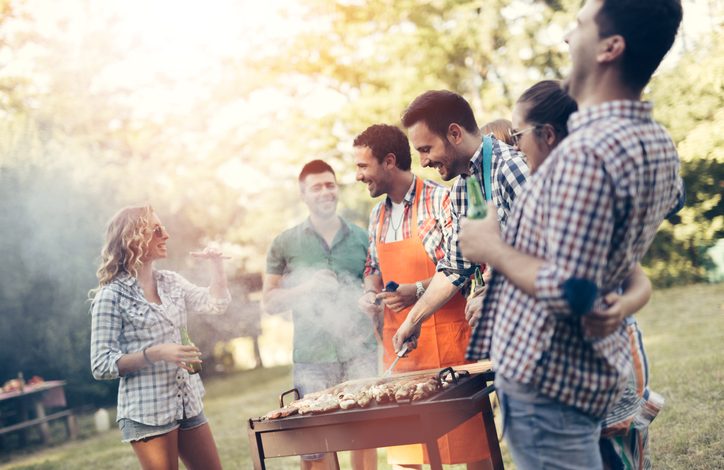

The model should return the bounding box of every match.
[389,204,404,235]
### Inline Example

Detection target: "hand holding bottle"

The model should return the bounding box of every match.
[146,343,202,373]
[180,327,202,374]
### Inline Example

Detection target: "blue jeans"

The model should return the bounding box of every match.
[496,375,603,470]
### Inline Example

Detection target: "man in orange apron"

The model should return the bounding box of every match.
[353,124,492,470]
[392,90,528,364]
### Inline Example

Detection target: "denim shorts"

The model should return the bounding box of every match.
[119,411,208,443]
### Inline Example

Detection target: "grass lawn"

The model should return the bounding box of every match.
[1,283,721,469]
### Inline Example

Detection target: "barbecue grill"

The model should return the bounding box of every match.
[247,363,503,469]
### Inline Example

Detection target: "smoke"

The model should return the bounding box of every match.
[0,162,119,403]
[278,265,379,385]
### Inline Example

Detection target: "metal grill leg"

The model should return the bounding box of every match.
[247,423,266,470]
[327,452,340,470]
[482,392,504,469]
[427,439,443,470]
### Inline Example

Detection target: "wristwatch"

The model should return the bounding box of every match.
[415,281,425,299]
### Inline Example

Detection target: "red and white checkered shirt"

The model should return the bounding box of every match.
[467,101,683,418]
[364,175,451,277]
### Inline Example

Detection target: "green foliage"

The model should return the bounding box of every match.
[644,31,724,286]
[0,165,117,406]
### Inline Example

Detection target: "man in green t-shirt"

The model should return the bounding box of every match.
[263,159,378,470]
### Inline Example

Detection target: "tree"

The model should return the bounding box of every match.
[644,30,724,286]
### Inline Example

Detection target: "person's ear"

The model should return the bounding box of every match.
[542,124,558,148]
[447,123,464,145]
[384,152,397,169]
[598,34,625,64]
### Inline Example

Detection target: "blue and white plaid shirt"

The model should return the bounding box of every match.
[91,270,230,425]
[468,101,682,418]
[438,135,529,286]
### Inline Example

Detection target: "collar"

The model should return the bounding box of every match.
[116,272,137,287]
[302,216,351,237]
[385,174,417,208]
[117,270,165,287]
[568,100,654,134]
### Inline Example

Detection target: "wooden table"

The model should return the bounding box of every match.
[0,380,77,445]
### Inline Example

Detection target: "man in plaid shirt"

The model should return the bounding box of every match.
[392,90,529,353]
[459,0,684,468]
[355,124,493,468]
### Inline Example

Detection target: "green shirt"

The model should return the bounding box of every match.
[266,217,377,363]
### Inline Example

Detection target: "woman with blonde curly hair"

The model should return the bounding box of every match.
[90,205,230,470]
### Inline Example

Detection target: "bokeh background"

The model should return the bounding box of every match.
[0,0,721,413]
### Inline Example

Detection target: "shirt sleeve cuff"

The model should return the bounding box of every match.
[94,352,123,380]
[364,265,380,277]
[437,265,469,288]
[536,263,598,317]
[535,262,573,317]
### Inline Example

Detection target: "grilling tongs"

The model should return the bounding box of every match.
[383,344,409,377]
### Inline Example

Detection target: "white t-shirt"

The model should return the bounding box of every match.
[385,201,405,242]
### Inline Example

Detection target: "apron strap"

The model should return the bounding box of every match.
[376,176,424,244]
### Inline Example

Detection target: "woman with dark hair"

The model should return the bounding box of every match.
[509,80,578,173]
[90,205,229,470]
[510,80,667,470]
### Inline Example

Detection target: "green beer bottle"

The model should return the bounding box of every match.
[466,175,487,219]
[466,176,487,288]
[180,327,202,374]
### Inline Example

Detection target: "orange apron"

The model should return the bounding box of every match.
[377,178,490,465]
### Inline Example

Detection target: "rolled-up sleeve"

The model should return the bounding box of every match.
[364,203,382,278]
[174,272,231,315]
[535,144,614,317]
[266,234,286,276]
[90,287,124,380]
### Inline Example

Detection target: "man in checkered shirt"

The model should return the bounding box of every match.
[391,90,529,355]
[459,0,684,468]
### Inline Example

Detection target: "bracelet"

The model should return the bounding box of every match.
[415,281,426,299]
[364,289,379,295]
[142,347,154,367]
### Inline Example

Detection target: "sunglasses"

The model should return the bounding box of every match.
[508,125,541,147]
[152,225,167,238]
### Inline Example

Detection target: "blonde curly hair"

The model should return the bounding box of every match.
[89,205,154,298]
